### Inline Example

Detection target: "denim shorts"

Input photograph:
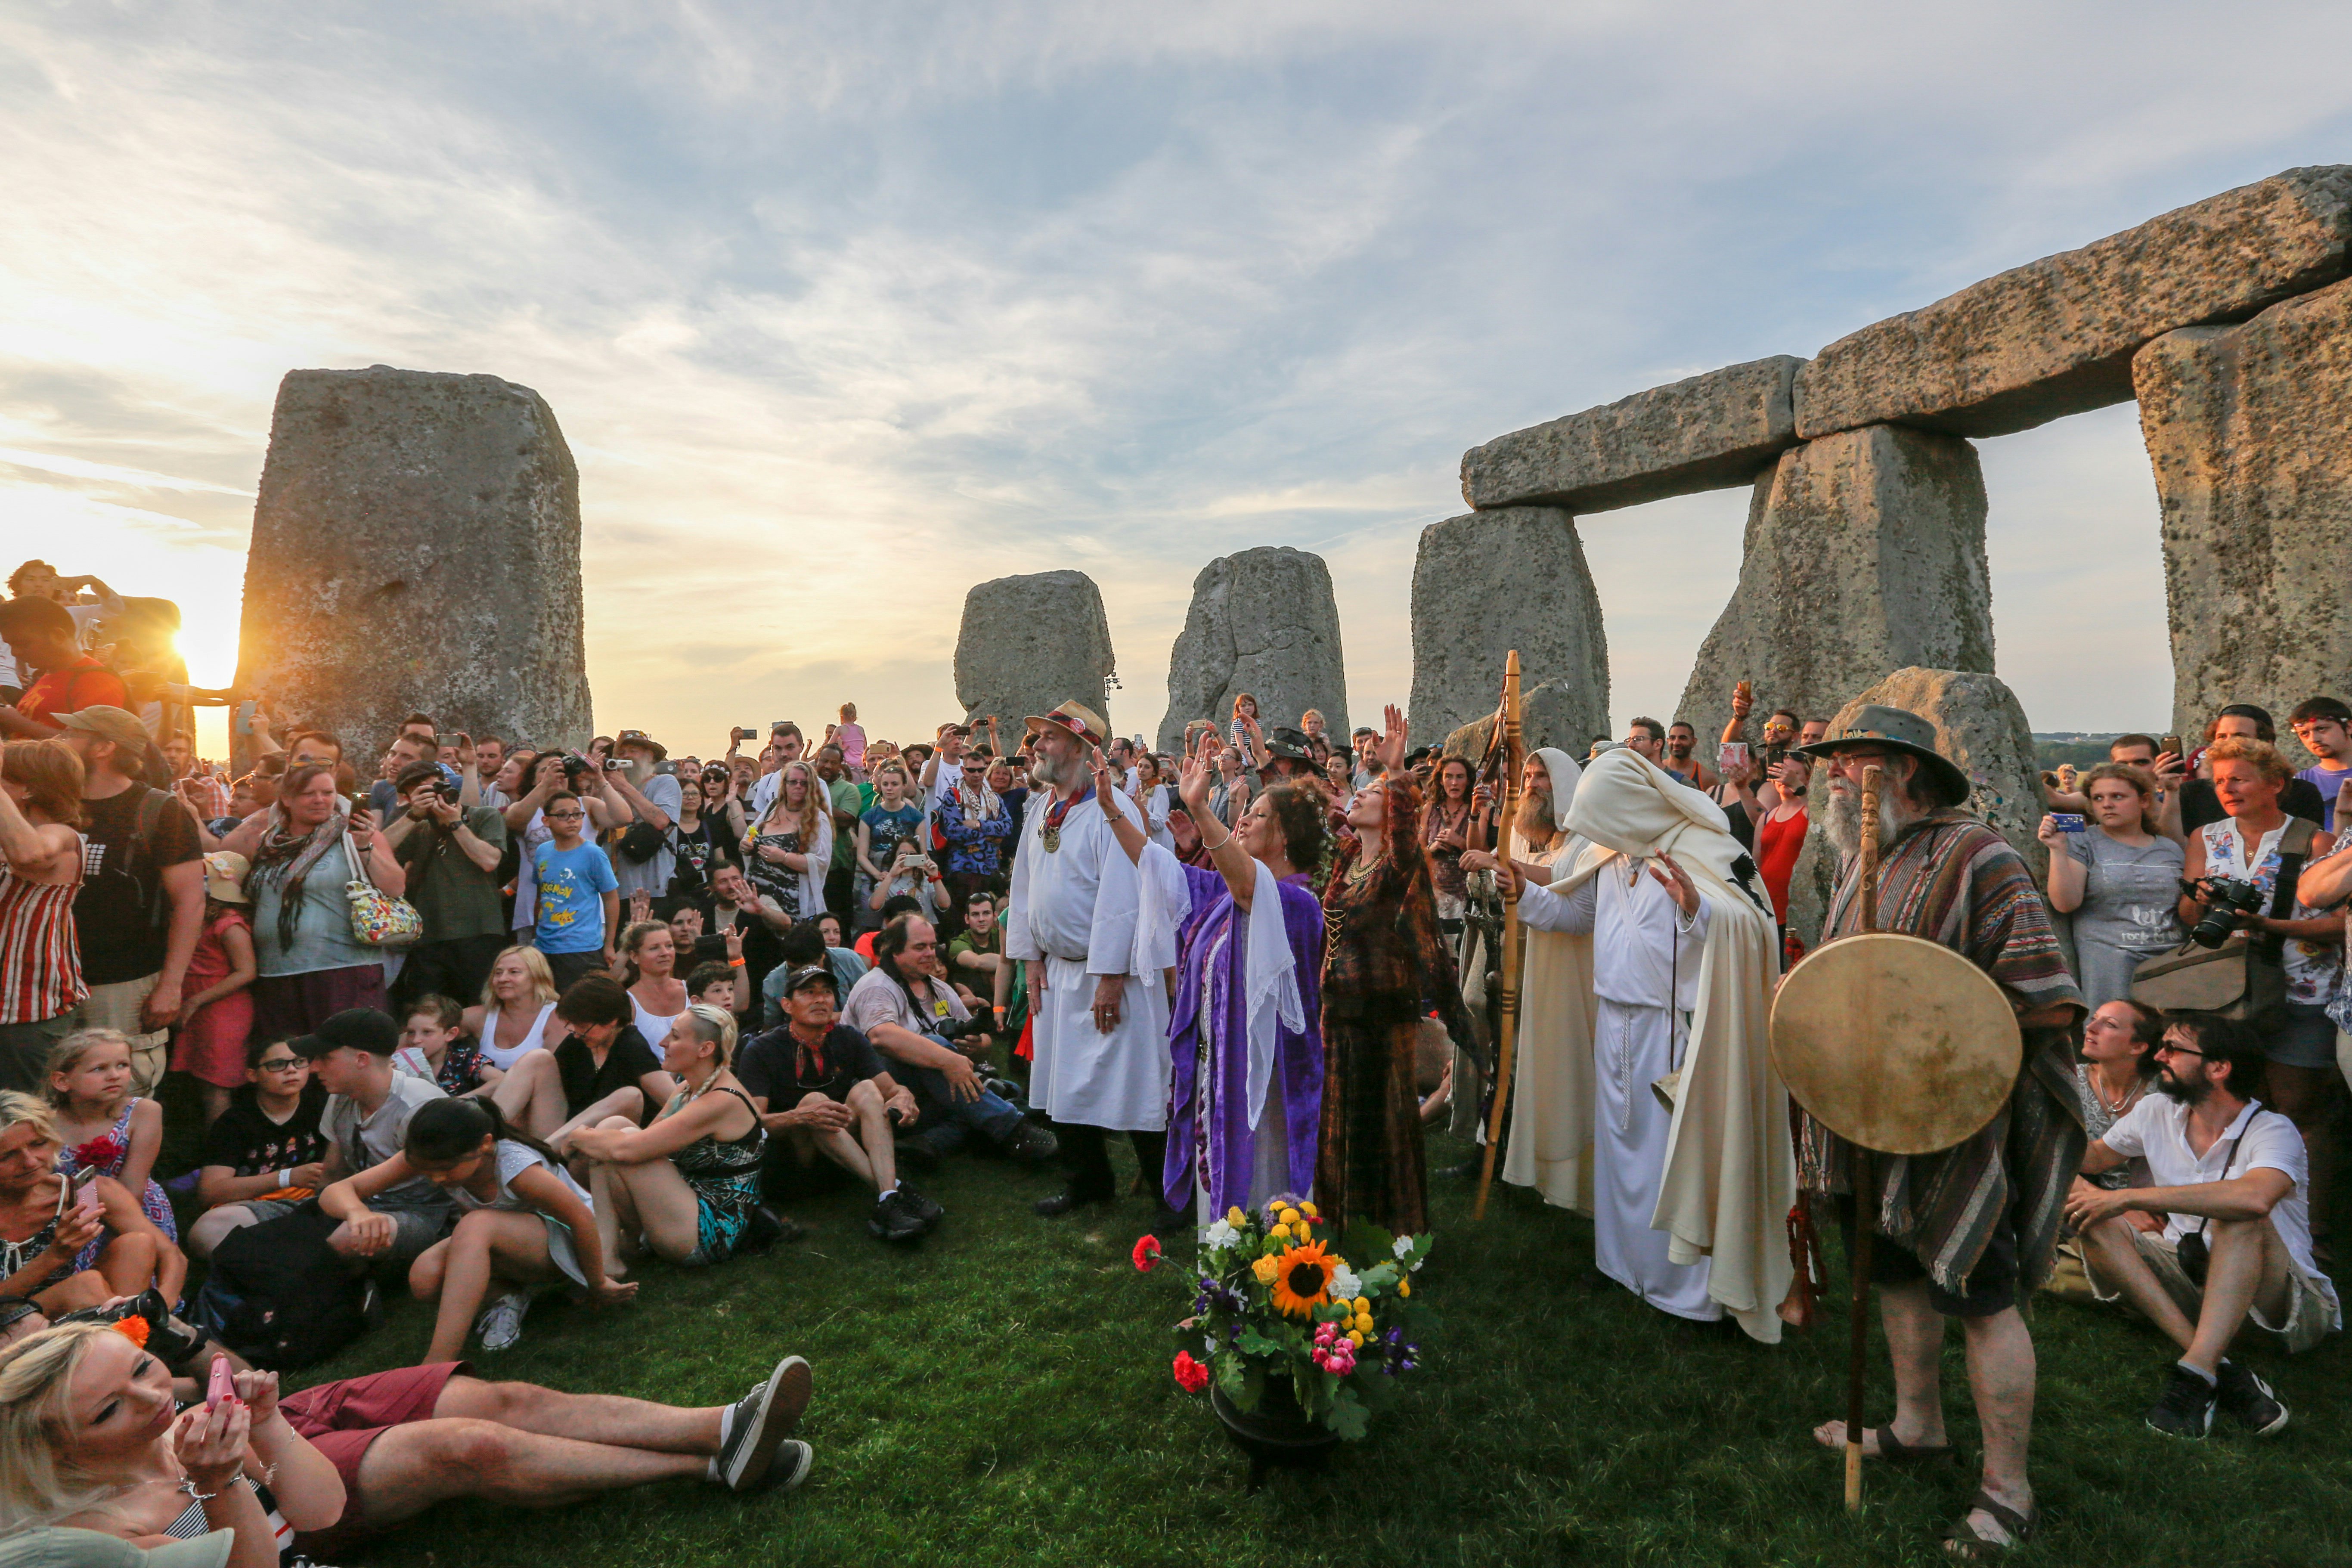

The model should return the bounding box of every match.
[2266,1001,2338,1069]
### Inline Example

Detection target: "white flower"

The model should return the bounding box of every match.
[1329,1264,1363,1301]
[1205,1334,1219,1356]
[1392,1235,1414,1260]
[1205,1218,1240,1250]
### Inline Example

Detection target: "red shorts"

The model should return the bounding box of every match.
[281,1360,470,1547]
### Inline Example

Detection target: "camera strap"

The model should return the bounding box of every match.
[2182,1103,2259,1249]
[2255,817,2317,963]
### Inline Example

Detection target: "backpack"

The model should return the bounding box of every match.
[190,1202,372,1370]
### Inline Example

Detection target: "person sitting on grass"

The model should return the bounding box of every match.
[0,1094,171,1315]
[187,1036,329,1259]
[571,1005,769,1269]
[391,993,499,1098]
[491,975,677,1153]
[0,1318,814,1559]
[2066,1011,2338,1439]
[323,1097,630,1361]
[461,946,562,1075]
[735,965,935,1243]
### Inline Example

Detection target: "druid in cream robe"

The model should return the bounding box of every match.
[1500,747,1595,1212]
[1524,748,1794,1343]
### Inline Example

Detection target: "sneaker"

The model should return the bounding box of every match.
[1000,1122,1058,1165]
[869,1190,927,1243]
[769,1439,815,1493]
[2144,1361,2216,1438]
[475,1290,531,1352]
[897,1185,944,1230]
[2214,1358,2289,1436]
[716,1354,814,1492]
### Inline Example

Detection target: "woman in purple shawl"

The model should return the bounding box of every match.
[1090,734,1326,1222]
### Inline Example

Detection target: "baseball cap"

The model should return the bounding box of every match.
[57,707,150,754]
[780,965,839,998]
[0,1529,232,1568]
[290,1008,400,1060]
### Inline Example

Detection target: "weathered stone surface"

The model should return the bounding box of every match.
[2136,273,2352,744]
[1409,508,1608,747]
[235,365,591,762]
[1460,356,1803,514]
[1441,681,1609,765]
[1155,547,1348,752]
[1796,165,2352,441]
[1676,425,1992,758]
[1783,667,2043,949]
[954,570,1117,735]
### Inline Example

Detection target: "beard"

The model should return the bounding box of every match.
[1821,778,1904,861]
[2155,1065,2208,1104]
[1513,790,1556,845]
[1029,749,1078,791]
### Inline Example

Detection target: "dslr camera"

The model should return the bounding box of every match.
[2189,876,2268,948]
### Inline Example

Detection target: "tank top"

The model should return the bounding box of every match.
[0,851,85,1024]
[479,1001,558,1070]
[631,991,686,1049]
[1754,807,1809,921]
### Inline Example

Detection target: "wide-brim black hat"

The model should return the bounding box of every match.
[1791,705,1973,807]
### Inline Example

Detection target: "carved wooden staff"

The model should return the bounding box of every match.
[1844,762,1883,1511]
[1473,650,1525,1221]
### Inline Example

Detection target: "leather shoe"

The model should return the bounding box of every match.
[1034,1190,1109,1218]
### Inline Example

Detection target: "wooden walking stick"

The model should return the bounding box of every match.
[1473,651,1525,1221]
[1842,763,1883,1512]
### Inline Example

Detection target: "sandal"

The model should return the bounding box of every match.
[1944,1490,2035,1559]
[1871,1427,1955,1466]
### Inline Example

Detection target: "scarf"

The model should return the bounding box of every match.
[245,803,348,953]
[958,775,1003,828]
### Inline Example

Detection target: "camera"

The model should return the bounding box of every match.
[54,1288,207,1373]
[2190,875,2268,948]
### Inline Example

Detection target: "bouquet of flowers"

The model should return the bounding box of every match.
[1140,1195,1435,1440]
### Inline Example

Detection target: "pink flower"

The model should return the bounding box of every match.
[1131,1235,1163,1272]
[1172,1351,1210,1393]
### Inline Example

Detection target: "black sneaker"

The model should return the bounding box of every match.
[2214,1358,2289,1436]
[2144,1361,2216,1438]
[1000,1122,1058,1165]
[897,1185,945,1230]
[716,1355,813,1491]
[869,1190,927,1243]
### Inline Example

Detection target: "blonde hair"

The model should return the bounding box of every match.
[0,1321,127,1526]
[2204,736,2294,785]
[479,945,558,1012]
[618,920,673,986]
[43,1031,130,1109]
[765,759,824,845]
[678,1004,738,1074]
[0,1091,59,1152]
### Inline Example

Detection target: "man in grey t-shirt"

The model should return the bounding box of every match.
[296,1009,455,1266]
[604,729,683,903]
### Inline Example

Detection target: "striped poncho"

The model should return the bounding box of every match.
[1797,811,2087,1297]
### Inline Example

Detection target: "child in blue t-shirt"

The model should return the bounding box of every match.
[533,792,619,979]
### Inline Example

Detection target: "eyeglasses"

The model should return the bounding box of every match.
[256,1056,303,1071]
[2155,1042,2207,1060]
[545,809,584,820]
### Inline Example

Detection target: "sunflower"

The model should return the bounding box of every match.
[1269,1239,1339,1317]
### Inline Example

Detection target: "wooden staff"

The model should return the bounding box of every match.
[1473,651,1525,1221]
[1844,762,1883,1512]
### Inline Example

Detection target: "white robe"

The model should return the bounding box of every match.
[1005,787,1171,1131]
[1500,833,1592,1206]
[1522,860,1720,1322]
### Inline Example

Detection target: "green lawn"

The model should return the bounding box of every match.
[291,1131,2352,1568]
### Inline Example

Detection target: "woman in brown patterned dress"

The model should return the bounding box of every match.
[1316,706,1476,1235]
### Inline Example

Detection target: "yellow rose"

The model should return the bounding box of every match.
[1398,1278,1411,1298]
[1227,1206,1246,1227]
[1300,1201,1319,1218]
[1252,1254,1280,1283]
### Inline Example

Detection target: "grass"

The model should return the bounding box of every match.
[274,1129,2352,1568]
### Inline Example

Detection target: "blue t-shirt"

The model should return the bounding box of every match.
[2296,764,2351,832]
[859,803,924,878]
[533,839,618,953]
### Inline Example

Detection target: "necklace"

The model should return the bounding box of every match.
[2089,1065,2138,1114]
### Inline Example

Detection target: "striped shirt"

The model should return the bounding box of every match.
[0,845,86,1024]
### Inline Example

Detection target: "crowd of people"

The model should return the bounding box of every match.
[0,556,2347,1561]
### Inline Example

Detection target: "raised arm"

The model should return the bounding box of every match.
[1090,750,1148,865]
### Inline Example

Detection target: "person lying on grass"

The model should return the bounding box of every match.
[320,1097,631,1363]
[0,1314,814,1562]
[570,1005,769,1270]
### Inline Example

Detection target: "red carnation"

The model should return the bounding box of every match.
[1131,1235,1162,1272]
[71,1137,124,1174]
[1171,1351,1210,1393]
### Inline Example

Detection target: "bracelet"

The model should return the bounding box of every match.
[728,957,746,968]
[278,1168,293,1189]
[178,1478,223,1503]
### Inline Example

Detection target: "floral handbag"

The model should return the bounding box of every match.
[344,831,422,947]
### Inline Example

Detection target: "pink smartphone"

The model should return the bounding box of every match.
[208,1357,237,1408]
[73,1173,100,1216]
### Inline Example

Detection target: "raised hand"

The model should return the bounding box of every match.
[1088,747,1120,813]
[1647,851,1700,917]
[1177,749,1214,814]
[1374,704,1409,775]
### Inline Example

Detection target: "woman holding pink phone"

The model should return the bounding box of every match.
[0,1094,181,1314]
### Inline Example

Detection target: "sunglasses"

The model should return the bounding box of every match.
[2155,1041,2207,1060]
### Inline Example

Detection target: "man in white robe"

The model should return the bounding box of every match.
[1000,700,1176,1222]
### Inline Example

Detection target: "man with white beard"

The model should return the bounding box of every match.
[998,700,1178,1227]
[1794,706,2083,1558]
[1484,748,1788,1340]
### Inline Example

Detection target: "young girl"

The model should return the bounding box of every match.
[619,920,688,1046]
[48,1030,176,1245]
[462,945,562,1072]
[854,762,923,928]
[393,993,496,1097]
[170,851,260,1126]
[322,1096,632,1363]
[572,1005,765,1269]
[835,701,868,777]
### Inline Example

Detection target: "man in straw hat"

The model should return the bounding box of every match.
[1000,700,1178,1227]
[1482,747,1790,1340]
[1792,705,2084,1557]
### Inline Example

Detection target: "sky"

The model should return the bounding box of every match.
[8,2,2352,764]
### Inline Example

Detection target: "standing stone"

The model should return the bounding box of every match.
[1783,667,2043,951]
[1460,356,1803,515]
[1440,682,1609,766]
[235,366,590,763]
[954,570,1117,735]
[2135,274,2352,742]
[1796,165,2352,440]
[1410,508,1608,749]
[1676,425,1993,758]
[1156,547,1349,752]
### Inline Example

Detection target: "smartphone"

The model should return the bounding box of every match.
[2049,813,2087,834]
[2160,736,2185,760]
[1718,741,1749,772]
[73,1171,101,1216]
[207,1356,238,1409]
[233,699,257,737]
[1735,679,1753,705]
